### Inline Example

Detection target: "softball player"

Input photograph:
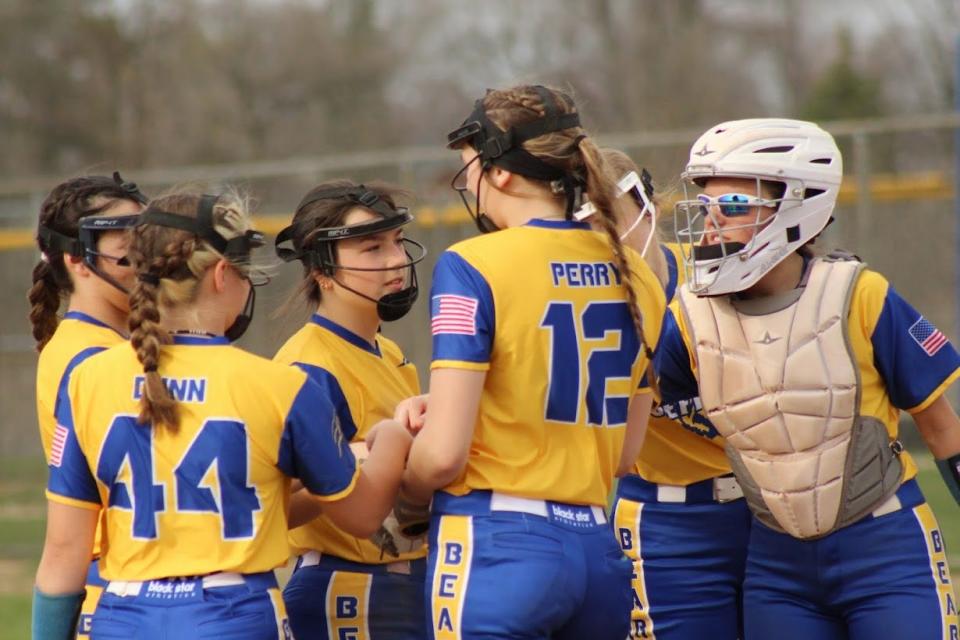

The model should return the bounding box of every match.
[580,151,751,640]
[32,190,414,640]
[30,173,148,636]
[273,180,428,639]
[400,84,666,639]
[660,118,960,639]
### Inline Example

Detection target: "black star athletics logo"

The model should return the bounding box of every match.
[694,145,714,157]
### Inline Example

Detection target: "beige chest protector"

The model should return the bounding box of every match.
[679,255,902,539]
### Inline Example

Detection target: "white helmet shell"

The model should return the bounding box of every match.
[677,118,842,296]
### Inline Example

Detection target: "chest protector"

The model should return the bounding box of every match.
[679,254,903,539]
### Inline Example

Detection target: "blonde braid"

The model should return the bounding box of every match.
[127,230,197,431]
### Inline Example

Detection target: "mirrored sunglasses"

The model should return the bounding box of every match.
[696,193,774,217]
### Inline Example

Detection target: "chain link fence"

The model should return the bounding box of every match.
[1,112,958,457]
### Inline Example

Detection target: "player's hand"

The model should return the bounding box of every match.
[369,494,431,558]
[394,394,429,435]
[365,419,413,453]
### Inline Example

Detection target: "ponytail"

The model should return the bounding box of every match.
[579,138,657,390]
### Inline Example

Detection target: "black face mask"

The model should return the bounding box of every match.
[445,86,586,227]
[450,156,501,235]
[378,288,418,322]
[136,194,266,341]
[328,254,422,322]
[225,282,256,342]
[38,212,142,294]
[275,188,428,323]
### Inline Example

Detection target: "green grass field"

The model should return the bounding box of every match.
[1,455,958,640]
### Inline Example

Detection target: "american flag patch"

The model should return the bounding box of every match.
[50,424,68,467]
[431,294,479,336]
[909,317,948,356]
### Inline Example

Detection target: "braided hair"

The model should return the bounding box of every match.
[30,175,144,351]
[127,191,253,430]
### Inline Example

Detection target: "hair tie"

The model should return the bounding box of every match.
[573,134,588,147]
[113,171,148,205]
[144,364,158,373]
[138,272,160,286]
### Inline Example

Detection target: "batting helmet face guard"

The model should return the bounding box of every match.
[275,185,427,322]
[36,171,147,294]
[674,118,843,296]
[447,86,586,233]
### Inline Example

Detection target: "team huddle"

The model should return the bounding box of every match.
[29,84,960,640]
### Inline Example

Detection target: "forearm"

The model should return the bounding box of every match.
[617,392,653,477]
[912,396,960,459]
[287,487,323,529]
[36,547,90,595]
[400,461,441,506]
[358,429,411,519]
[36,502,98,595]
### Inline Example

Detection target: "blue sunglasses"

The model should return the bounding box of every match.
[697,193,774,217]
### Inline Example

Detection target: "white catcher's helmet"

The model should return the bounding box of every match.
[675,118,842,296]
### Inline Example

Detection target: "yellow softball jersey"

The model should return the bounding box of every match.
[37,311,125,462]
[275,314,422,562]
[37,311,126,558]
[633,243,732,485]
[47,335,359,581]
[430,219,665,507]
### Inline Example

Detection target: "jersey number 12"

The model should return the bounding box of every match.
[540,300,640,426]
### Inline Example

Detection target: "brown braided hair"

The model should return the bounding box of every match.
[127,190,253,431]
[30,176,144,351]
[481,86,653,369]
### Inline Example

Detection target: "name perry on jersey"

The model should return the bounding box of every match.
[550,261,622,288]
[133,376,207,403]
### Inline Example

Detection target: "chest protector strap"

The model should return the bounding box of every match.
[679,253,903,539]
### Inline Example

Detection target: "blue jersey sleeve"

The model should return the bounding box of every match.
[871,285,960,410]
[294,363,358,442]
[430,251,496,366]
[661,245,679,304]
[652,307,719,437]
[52,346,106,447]
[277,378,358,498]
[654,309,700,405]
[47,386,100,506]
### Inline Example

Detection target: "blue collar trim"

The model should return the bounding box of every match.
[170,335,230,346]
[525,219,592,231]
[310,314,381,357]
